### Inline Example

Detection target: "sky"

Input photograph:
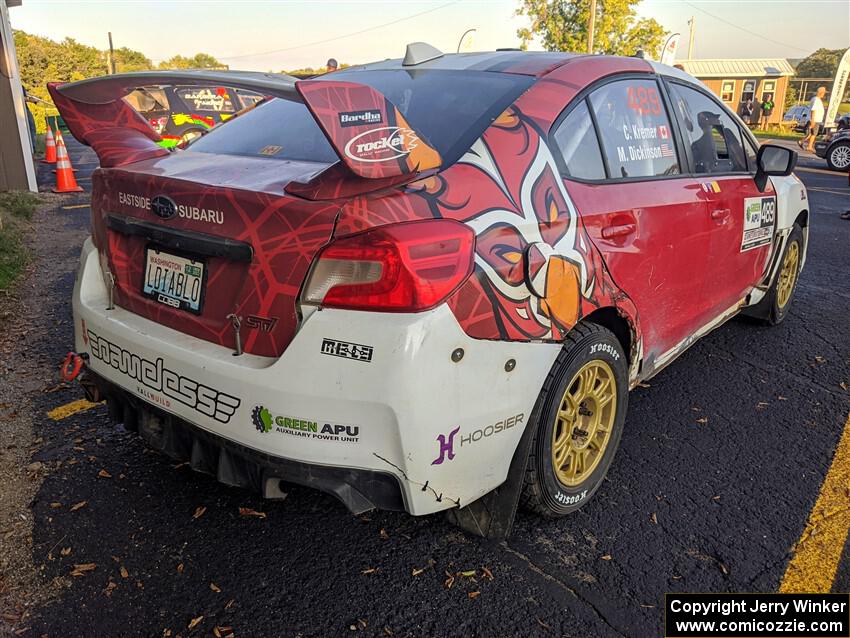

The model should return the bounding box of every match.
[7,0,850,71]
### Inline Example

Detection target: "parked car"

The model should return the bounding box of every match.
[124,84,267,147]
[49,49,807,538]
[784,104,810,130]
[814,114,850,170]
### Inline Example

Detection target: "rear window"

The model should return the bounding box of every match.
[319,69,534,165]
[187,98,339,164]
[187,70,534,166]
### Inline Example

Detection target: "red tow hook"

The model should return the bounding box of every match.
[61,352,86,382]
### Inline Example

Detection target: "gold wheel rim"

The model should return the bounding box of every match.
[777,240,800,309]
[552,359,617,487]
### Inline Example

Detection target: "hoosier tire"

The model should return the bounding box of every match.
[521,322,628,518]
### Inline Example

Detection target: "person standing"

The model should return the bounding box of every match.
[760,93,775,128]
[750,98,762,129]
[800,86,826,153]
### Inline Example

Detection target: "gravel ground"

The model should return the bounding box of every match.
[0,179,92,635]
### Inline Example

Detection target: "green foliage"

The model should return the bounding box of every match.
[0,191,42,291]
[13,29,225,132]
[158,53,228,70]
[784,84,798,110]
[113,47,153,73]
[0,191,40,221]
[282,63,350,77]
[795,48,845,79]
[516,0,665,57]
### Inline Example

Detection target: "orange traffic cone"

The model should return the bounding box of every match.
[53,137,83,193]
[43,125,57,164]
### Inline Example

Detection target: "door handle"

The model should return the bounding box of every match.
[710,208,730,221]
[601,223,636,239]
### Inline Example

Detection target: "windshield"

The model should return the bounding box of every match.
[187,69,534,167]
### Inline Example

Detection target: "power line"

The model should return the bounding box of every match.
[219,1,461,61]
[683,1,810,54]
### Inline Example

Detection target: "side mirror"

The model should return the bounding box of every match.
[755,144,797,191]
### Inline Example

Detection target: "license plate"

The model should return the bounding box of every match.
[142,247,205,313]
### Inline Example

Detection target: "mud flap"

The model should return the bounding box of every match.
[444,400,542,539]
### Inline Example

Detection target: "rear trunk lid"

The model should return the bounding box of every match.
[91,151,340,357]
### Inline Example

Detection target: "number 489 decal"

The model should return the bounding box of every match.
[627,85,662,116]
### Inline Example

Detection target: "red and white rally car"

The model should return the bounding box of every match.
[52,43,808,537]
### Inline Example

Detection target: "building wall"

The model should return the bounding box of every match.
[695,76,788,125]
[0,0,37,192]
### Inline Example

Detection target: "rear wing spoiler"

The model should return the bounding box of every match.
[48,71,442,179]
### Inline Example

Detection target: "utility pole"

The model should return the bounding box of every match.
[587,0,597,54]
[107,32,116,75]
[687,17,695,59]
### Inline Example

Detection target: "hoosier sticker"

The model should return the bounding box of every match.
[741,196,776,252]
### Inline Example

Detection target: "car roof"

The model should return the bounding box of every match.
[334,50,580,77]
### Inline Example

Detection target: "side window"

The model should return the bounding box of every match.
[589,78,680,179]
[743,134,758,172]
[553,100,606,180]
[668,83,748,174]
[175,87,235,113]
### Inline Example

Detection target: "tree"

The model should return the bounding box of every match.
[784,84,798,110]
[113,47,153,73]
[158,53,228,70]
[516,0,666,58]
[795,48,845,78]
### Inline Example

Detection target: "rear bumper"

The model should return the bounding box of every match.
[93,374,405,514]
[73,238,561,516]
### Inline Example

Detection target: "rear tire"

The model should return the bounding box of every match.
[826,142,850,171]
[521,322,628,518]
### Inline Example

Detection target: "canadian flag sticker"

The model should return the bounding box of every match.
[658,125,669,139]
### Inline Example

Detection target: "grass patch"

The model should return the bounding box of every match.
[33,133,46,158]
[0,191,43,291]
[752,128,804,141]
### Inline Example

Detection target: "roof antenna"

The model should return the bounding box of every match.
[403,42,444,66]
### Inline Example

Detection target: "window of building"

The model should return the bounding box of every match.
[741,80,757,103]
[721,80,735,103]
[589,78,680,179]
[761,80,776,99]
[553,100,607,180]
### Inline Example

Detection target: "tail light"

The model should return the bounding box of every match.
[149,117,168,134]
[303,220,475,312]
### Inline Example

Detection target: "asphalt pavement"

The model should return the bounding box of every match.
[7,138,850,637]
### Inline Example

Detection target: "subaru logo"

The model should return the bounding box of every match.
[151,195,177,220]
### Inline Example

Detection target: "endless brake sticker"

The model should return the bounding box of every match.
[741,196,776,252]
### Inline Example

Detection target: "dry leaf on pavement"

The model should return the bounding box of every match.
[120,566,128,578]
[97,469,112,478]
[192,506,206,519]
[238,507,266,519]
[188,615,203,630]
[70,501,87,512]
[210,582,221,593]
[70,563,97,577]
